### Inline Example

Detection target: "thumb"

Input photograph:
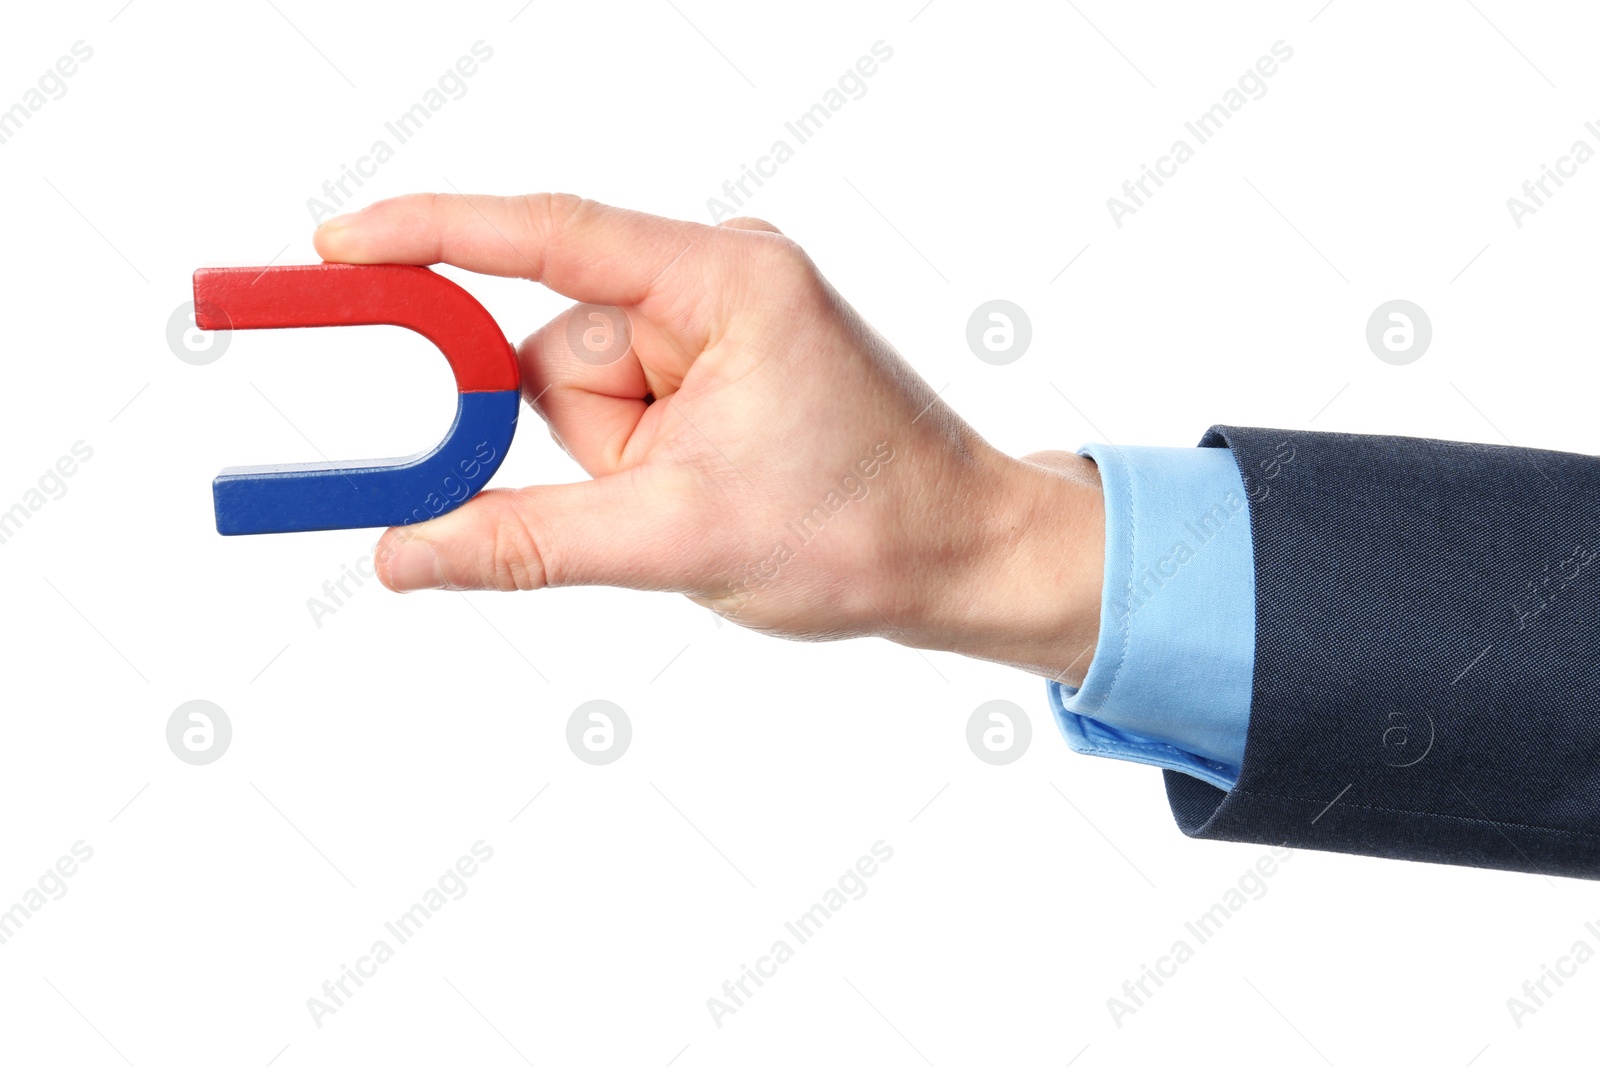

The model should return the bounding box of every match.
[374,471,693,593]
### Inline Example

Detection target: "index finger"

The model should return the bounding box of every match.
[312,192,705,308]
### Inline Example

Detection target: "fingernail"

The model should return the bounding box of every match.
[385,540,444,592]
[316,212,357,232]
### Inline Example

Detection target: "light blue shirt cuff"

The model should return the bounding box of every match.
[1047,444,1255,791]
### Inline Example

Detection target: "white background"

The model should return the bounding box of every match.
[1,1,1596,1064]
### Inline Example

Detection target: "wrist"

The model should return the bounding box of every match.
[888,447,1104,685]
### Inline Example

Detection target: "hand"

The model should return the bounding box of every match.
[313,194,1104,683]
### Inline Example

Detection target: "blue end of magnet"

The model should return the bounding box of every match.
[214,389,519,535]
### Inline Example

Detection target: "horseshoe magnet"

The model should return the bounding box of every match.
[194,263,520,535]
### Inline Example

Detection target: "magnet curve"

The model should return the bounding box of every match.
[195,263,520,535]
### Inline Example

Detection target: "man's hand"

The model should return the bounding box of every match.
[314,194,1104,683]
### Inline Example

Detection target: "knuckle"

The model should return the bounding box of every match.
[743,231,819,288]
[526,192,589,236]
[516,193,593,280]
[477,489,551,591]
[718,215,782,233]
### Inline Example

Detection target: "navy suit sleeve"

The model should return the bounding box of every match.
[1169,425,1600,879]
